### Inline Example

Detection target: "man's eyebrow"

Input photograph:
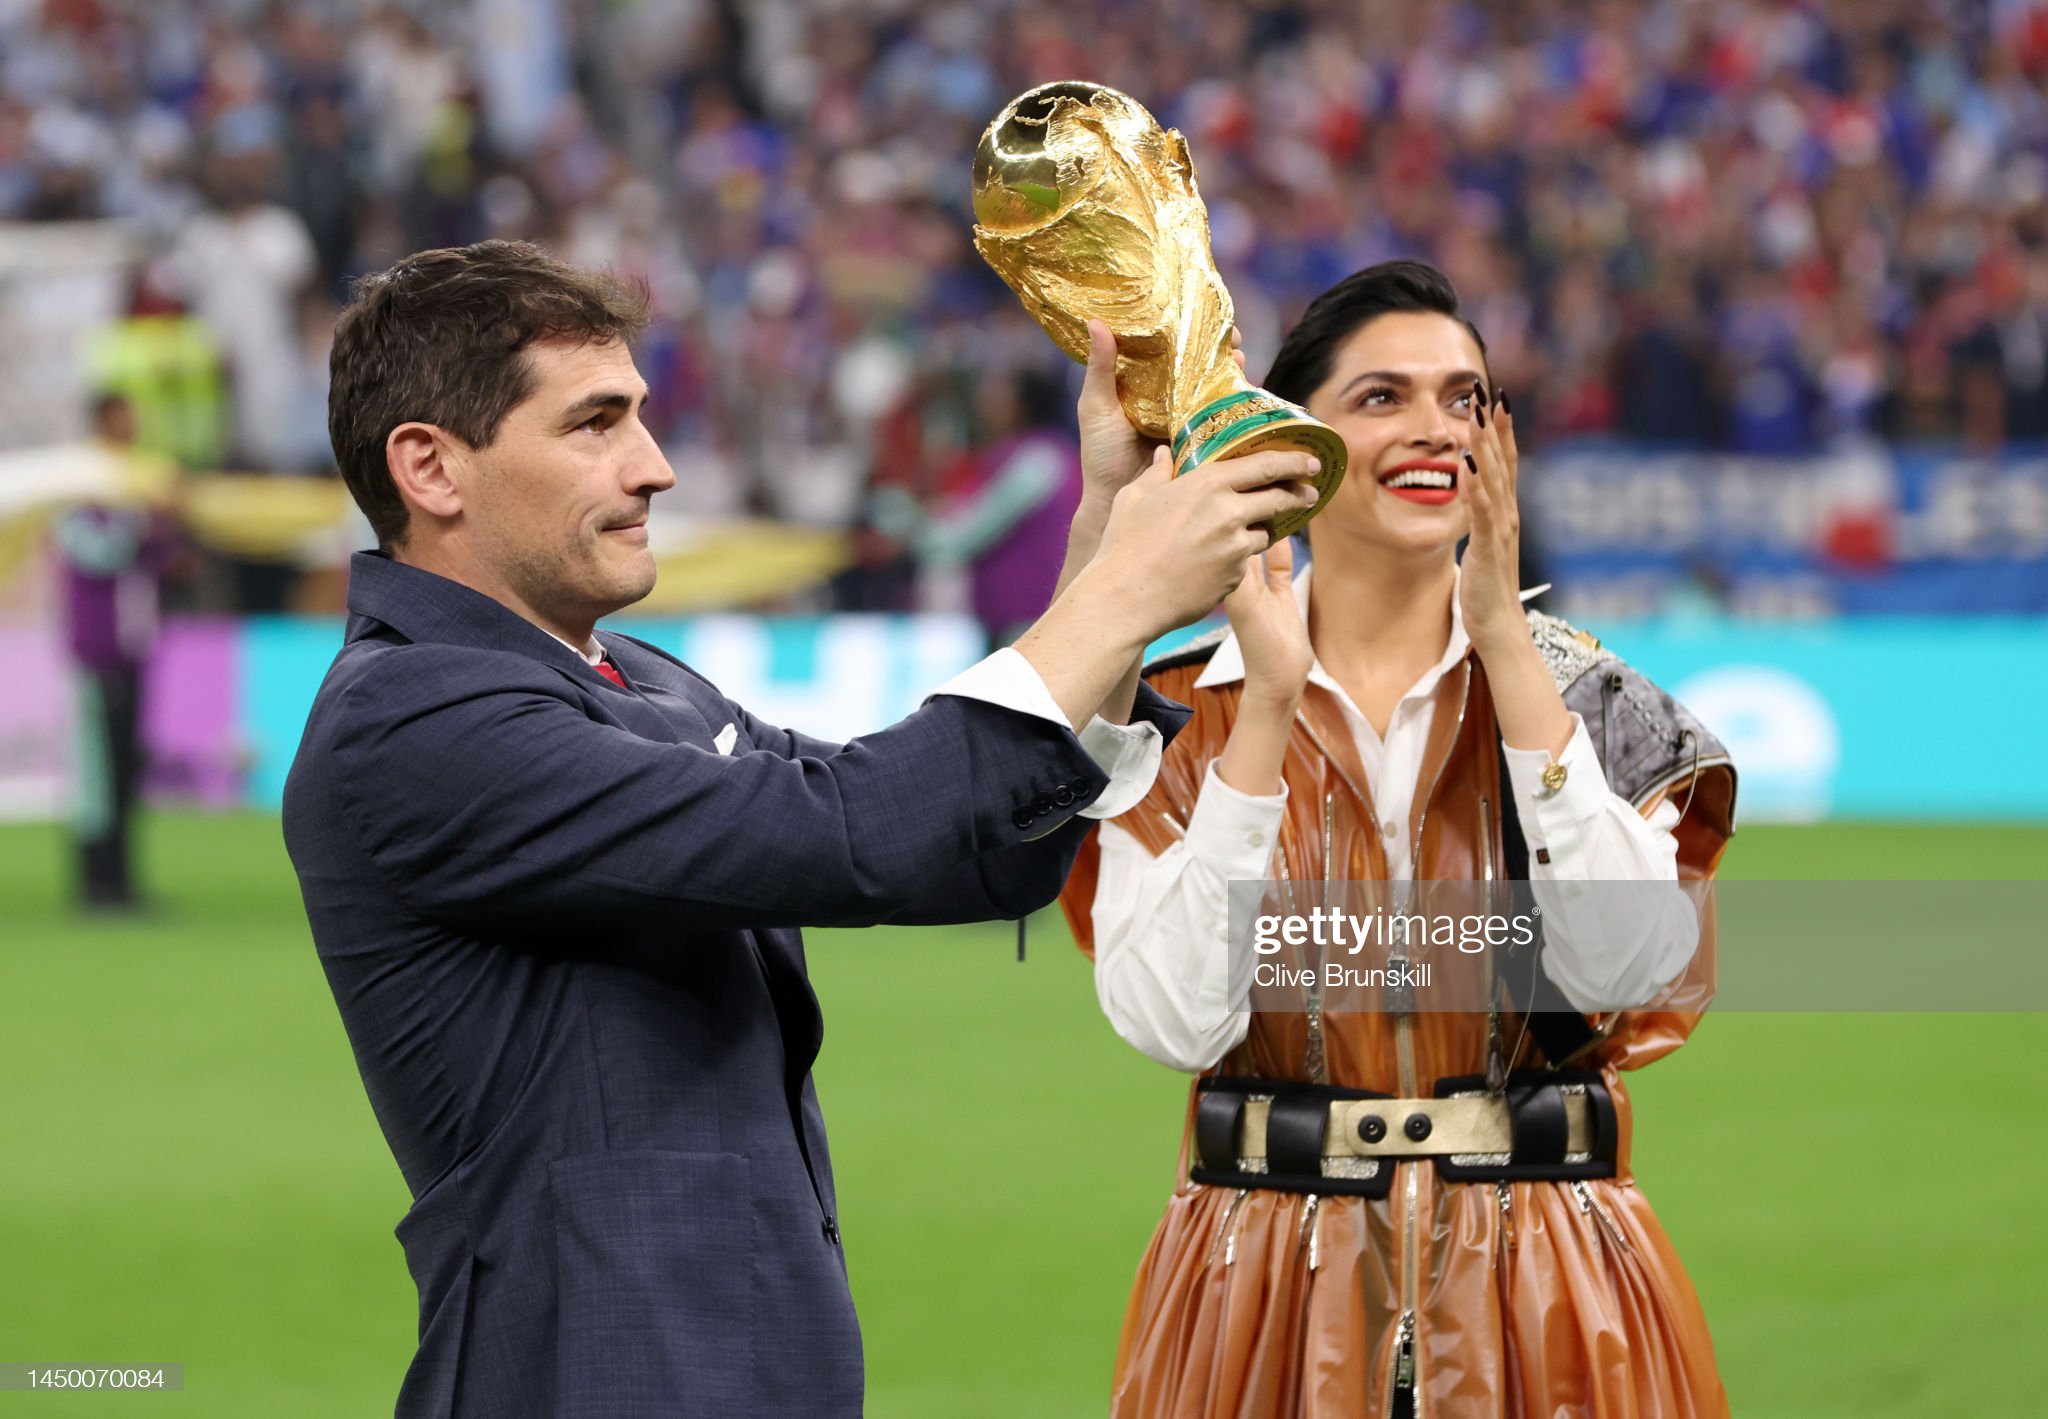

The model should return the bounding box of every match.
[558,388,649,426]
[1338,369,1489,399]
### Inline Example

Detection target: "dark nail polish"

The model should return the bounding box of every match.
[1474,400,1486,428]
[1498,388,1512,416]
[1462,450,1477,472]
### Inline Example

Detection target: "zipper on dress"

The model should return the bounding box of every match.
[1395,1005,1418,1099]
[1296,1192,1325,1413]
[1293,714,1374,831]
[1477,793,1495,885]
[1302,792,1337,1083]
[1387,1307,1417,1417]
[1385,1093,1420,1417]
[1408,662,1472,879]
[1479,790,1507,1095]
[1386,663,1468,1419]
[1213,1187,1251,1268]
[1574,1180,1632,1257]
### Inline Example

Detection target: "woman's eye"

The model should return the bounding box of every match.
[1355,386,1395,410]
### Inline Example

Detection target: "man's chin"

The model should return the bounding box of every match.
[607,567,657,612]
[621,557,660,608]
[577,556,659,618]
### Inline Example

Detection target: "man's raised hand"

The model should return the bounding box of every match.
[1091,446,1321,640]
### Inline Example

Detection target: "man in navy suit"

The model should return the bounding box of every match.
[283,241,1319,1417]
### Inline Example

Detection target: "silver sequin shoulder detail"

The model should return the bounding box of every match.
[1524,608,1616,694]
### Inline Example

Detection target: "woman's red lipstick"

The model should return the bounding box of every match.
[1376,459,1459,505]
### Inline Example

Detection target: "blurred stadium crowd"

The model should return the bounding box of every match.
[3,0,2047,618]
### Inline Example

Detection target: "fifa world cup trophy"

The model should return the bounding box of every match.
[972,81,1347,539]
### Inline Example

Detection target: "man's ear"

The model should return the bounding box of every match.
[386,422,465,524]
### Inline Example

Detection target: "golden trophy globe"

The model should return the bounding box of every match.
[972,81,1346,539]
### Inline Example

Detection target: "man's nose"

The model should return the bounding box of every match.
[626,429,677,496]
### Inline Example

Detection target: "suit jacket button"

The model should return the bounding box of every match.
[1053,786,1075,807]
[1033,793,1054,814]
[1069,775,1090,792]
[1012,808,1036,830]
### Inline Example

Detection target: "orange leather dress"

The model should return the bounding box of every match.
[1061,638,1738,1419]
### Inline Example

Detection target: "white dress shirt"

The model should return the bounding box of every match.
[545,628,610,666]
[1091,566,1697,1073]
[928,646,1164,822]
[556,629,1163,822]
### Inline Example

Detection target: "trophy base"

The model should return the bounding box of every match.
[1170,390,1349,541]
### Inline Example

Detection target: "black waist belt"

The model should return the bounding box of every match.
[1191,1073,1618,1200]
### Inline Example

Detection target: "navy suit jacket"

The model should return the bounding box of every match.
[282,553,1188,1418]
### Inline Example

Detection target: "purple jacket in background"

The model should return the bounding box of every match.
[53,503,174,671]
[966,431,1082,642]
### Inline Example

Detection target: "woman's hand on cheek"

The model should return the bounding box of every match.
[1457,388,1528,657]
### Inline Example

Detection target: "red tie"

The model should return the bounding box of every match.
[595,659,627,688]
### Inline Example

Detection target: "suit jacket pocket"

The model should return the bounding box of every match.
[393,1179,478,1418]
[549,1149,756,1418]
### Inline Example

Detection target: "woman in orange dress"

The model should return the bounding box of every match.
[1058,261,1737,1418]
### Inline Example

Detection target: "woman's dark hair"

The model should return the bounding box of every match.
[1263,260,1488,407]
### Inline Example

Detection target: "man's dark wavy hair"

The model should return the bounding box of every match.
[1263,259,1489,407]
[329,240,650,549]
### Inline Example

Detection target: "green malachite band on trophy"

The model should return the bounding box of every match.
[1175,408,1312,474]
[1170,391,1268,460]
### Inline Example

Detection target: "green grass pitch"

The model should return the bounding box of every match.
[2,815,2044,1417]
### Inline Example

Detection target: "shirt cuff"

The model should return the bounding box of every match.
[928,645,1163,819]
[1501,712,1609,866]
[928,645,1070,726]
[1184,761,1288,879]
[1076,715,1163,819]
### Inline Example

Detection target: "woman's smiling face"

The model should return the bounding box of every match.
[1298,310,1491,561]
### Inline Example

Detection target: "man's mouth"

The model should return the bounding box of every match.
[1377,461,1459,505]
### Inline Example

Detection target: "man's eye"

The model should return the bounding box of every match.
[580,415,609,433]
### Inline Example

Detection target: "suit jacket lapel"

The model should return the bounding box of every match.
[579,665,697,746]
[590,636,724,748]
